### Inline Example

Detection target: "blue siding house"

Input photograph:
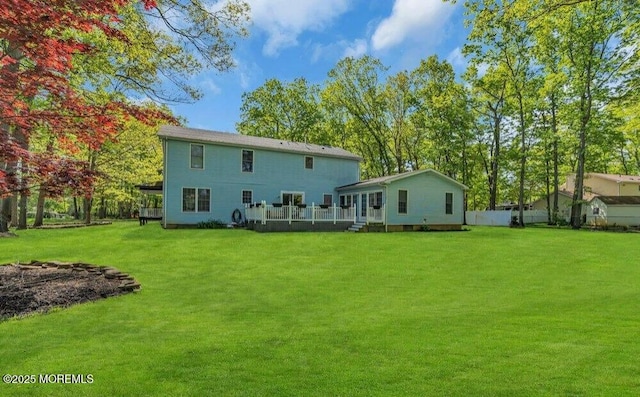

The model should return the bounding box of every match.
[336,169,468,231]
[155,125,467,231]
[159,125,361,228]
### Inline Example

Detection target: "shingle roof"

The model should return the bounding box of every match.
[158,125,362,161]
[587,173,640,183]
[593,196,640,205]
[336,169,468,190]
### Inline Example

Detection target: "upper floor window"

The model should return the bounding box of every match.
[190,144,204,169]
[398,190,408,214]
[305,156,314,170]
[445,192,453,214]
[242,150,254,173]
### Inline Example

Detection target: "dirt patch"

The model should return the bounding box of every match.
[0,261,140,320]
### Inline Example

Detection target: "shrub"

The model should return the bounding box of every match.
[196,219,227,229]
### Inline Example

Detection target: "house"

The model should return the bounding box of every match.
[531,173,640,223]
[336,169,468,231]
[154,125,468,231]
[587,196,640,227]
[158,125,360,229]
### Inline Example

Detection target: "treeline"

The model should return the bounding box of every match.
[237,0,639,228]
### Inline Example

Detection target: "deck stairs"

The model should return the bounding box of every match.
[347,221,366,232]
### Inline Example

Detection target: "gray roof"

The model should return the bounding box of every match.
[592,196,640,205]
[337,169,468,190]
[158,125,362,161]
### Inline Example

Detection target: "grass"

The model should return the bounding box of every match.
[1,222,639,396]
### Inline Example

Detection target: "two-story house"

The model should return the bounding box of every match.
[158,125,361,228]
[153,125,468,231]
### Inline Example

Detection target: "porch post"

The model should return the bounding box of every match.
[311,202,315,225]
[333,203,337,224]
[288,204,292,225]
[261,200,266,225]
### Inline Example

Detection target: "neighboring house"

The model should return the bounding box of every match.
[336,169,468,231]
[158,125,360,228]
[530,189,574,222]
[587,196,640,227]
[531,173,640,223]
[155,125,468,231]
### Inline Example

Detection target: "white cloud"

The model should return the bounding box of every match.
[342,39,368,59]
[371,0,456,52]
[311,39,369,63]
[246,0,351,56]
[446,47,467,70]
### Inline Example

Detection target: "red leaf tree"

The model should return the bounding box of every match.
[0,0,172,230]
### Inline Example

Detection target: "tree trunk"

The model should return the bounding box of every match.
[0,197,11,233]
[84,197,92,225]
[33,188,47,227]
[18,192,27,229]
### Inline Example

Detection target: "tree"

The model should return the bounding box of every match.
[325,56,394,177]
[237,78,325,143]
[0,0,250,231]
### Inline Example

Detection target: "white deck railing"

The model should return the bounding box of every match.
[246,202,356,225]
[366,205,384,224]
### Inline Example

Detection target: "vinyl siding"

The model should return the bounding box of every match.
[163,139,360,225]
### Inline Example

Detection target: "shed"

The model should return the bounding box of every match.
[587,196,640,227]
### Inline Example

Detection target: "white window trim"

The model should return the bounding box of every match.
[445,192,454,215]
[182,187,211,213]
[280,191,305,205]
[322,193,333,206]
[190,144,204,170]
[241,149,254,173]
[398,189,408,215]
[304,156,314,170]
[241,189,253,205]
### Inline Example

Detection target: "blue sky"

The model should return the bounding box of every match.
[169,0,469,133]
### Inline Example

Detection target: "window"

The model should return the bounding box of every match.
[183,188,210,212]
[340,194,353,206]
[445,192,453,215]
[198,189,210,212]
[242,190,253,205]
[282,192,304,205]
[190,144,204,169]
[398,190,408,214]
[183,188,196,212]
[372,192,383,207]
[592,207,600,215]
[242,150,253,173]
[323,194,333,205]
[305,156,314,170]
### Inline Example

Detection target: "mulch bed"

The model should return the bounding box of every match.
[0,261,140,320]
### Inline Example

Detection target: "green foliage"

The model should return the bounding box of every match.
[196,218,227,229]
[1,224,640,395]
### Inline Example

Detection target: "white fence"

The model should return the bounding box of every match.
[139,207,162,218]
[246,202,356,225]
[465,210,548,226]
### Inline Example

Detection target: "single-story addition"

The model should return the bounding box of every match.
[336,169,468,232]
[154,125,468,231]
[587,196,640,227]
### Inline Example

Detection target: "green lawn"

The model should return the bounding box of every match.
[1,223,639,396]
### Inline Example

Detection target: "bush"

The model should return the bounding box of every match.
[196,219,227,229]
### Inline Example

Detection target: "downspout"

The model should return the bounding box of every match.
[162,138,168,229]
[383,182,388,233]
